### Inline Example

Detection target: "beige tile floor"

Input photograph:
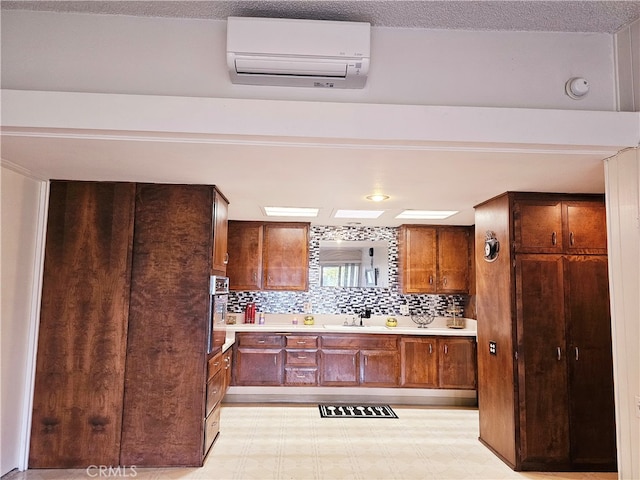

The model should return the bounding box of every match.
[5,404,618,480]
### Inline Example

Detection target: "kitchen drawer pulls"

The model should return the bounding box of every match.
[557,346,562,360]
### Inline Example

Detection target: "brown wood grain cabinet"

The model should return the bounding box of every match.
[120,184,218,467]
[227,221,309,291]
[227,221,263,290]
[211,189,230,274]
[400,336,476,389]
[320,335,399,387]
[29,181,136,468]
[438,337,477,389]
[30,182,230,468]
[233,333,284,385]
[399,225,472,294]
[284,335,319,386]
[475,192,615,472]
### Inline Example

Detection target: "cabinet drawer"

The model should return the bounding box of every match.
[236,333,284,348]
[207,353,223,381]
[285,349,318,366]
[206,370,224,417]
[204,407,220,455]
[321,334,397,350]
[285,367,318,385]
[285,335,318,348]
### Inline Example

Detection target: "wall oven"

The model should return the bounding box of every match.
[208,275,229,354]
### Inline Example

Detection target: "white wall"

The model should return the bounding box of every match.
[615,18,640,112]
[0,10,616,111]
[0,164,46,475]
[605,148,640,480]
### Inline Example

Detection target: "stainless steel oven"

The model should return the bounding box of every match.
[208,275,229,354]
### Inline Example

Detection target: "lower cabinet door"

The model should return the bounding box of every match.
[360,350,399,386]
[320,349,359,385]
[438,338,477,389]
[204,407,220,455]
[234,348,283,385]
[400,337,439,387]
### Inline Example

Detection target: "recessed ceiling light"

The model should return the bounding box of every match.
[366,194,390,202]
[264,206,319,217]
[334,209,384,219]
[395,210,459,220]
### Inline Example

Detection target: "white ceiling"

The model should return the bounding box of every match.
[2,0,640,33]
[2,2,639,227]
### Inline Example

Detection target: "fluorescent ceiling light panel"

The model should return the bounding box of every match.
[264,206,319,217]
[396,210,459,220]
[334,209,384,219]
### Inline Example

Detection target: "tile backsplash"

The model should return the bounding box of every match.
[228,225,468,317]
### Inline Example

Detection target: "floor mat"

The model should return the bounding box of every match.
[318,404,398,418]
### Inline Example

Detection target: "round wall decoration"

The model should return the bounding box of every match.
[484,230,500,262]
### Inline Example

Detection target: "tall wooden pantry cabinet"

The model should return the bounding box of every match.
[29,181,229,468]
[474,192,616,472]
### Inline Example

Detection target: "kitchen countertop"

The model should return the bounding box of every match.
[224,314,477,340]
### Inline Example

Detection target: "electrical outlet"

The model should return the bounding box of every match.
[399,305,409,315]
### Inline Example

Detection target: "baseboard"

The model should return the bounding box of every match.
[223,386,478,407]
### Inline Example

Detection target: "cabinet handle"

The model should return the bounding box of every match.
[557,347,562,360]
[274,356,277,365]
[258,340,265,344]
[444,345,448,355]
[365,357,368,366]
[253,272,257,282]
[443,277,447,286]
[224,252,229,265]
[570,232,575,246]
[296,341,307,345]
[297,355,307,359]
[296,374,306,378]
[551,231,557,245]
[429,275,434,285]
[575,346,579,361]
[429,344,433,354]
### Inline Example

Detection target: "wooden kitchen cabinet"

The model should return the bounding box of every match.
[475,192,615,472]
[320,335,399,387]
[400,337,439,387]
[223,348,233,393]
[30,181,136,468]
[400,336,476,389]
[120,184,221,467]
[32,182,229,468]
[513,195,607,254]
[227,221,309,291]
[284,335,319,386]
[211,188,230,275]
[227,221,263,290]
[233,333,284,385]
[398,225,472,294]
[263,222,309,291]
[438,337,477,389]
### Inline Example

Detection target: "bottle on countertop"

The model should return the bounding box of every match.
[258,312,265,324]
[245,303,256,323]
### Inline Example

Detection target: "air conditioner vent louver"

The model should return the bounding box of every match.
[226,17,370,89]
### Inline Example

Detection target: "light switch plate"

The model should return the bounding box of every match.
[489,341,497,355]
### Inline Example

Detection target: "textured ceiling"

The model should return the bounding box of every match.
[2,0,640,33]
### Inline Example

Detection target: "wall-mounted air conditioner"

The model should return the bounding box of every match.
[226,17,370,89]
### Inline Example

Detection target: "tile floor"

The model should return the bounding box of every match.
[5,404,618,480]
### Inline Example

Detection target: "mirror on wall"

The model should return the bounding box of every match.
[318,240,389,288]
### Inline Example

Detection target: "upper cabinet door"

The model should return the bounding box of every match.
[227,221,263,291]
[399,226,437,293]
[437,228,471,294]
[513,200,564,253]
[563,202,607,254]
[262,223,309,291]
[211,189,229,274]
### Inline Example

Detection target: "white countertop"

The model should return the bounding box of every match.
[224,314,477,341]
